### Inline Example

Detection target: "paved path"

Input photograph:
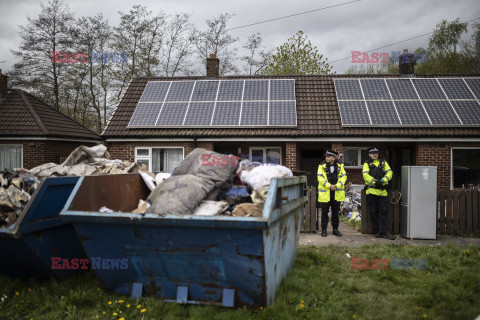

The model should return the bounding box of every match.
[299,222,480,247]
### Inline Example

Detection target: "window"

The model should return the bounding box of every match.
[452,148,480,188]
[343,147,369,167]
[0,145,22,170]
[249,147,281,164]
[135,147,184,173]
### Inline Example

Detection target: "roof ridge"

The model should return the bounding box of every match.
[17,89,49,135]
[19,89,100,139]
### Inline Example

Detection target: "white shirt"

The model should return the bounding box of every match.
[330,166,335,173]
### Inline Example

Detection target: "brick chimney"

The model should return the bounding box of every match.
[0,70,7,99]
[399,49,415,77]
[206,53,219,78]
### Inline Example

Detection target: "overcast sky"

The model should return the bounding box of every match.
[0,0,479,75]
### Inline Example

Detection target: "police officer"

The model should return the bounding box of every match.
[317,149,347,237]
[362,147,395,240]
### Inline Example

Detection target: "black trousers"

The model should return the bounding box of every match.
[319,190,340,230]
[367,194,389,234]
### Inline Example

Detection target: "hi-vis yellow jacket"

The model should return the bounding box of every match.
[317,161,347,202]
[362,159,393,196]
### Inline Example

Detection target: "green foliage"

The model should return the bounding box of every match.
[261,31,334,75]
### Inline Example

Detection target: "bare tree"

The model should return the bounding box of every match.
[194,13,239,75]
[10,0,75,110]
[241,33,272,75]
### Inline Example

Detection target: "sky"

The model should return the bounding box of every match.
[0,0,479,75]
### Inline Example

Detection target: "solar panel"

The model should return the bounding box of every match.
[270,79,295,100]
[191,81,219,101]
[394,101,430,125]
[366,101,401,125]
[360,79,391,100]
[385,79,418,99]
[140,82,170,102]
[211,102,241,125]
[165,81,195,101]
[338,101,371,125]
[438,79,475,99]
[243,80,269,100]
[422,101,461,125]
[216,80,244,101]
[240,102,268,125]
[334,79,363,100]
[269,101,297,126]
[450,101,480,125]
[129,103,163,126]
[411,79,446,99]
[183,102,215,126]
[464,78,480,99]
[156,102,189,126]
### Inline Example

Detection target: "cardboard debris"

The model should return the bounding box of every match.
[232,203,264,217]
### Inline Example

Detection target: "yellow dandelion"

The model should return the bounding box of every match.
[126,304,130,308]
[97,288,100,291]
[301,300,304,303]
[423,315,427,318]
[108,301,112,305]
[260,307,263,310]
[15,292,19,295]
[353,315,357,319]
[140,308,147,313]
[28,289,31,292]
[467,250,470,253]
[113,312,118,316]
[137,305,141,309]
[102,312,105,315]
[118,300,124,303]
[119,318,124,320]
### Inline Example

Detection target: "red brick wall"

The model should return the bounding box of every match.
[106,141,196,162]
[415,142,480,191]
[1,140,96,169]
[285,142,297,171]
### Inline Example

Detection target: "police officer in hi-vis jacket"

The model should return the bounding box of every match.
[317,149,347,237]
[362,147,395,240]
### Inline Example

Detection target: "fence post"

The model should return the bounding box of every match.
[361,189,367,234]
[473,190,479,235]
[438,190,446,235]
[466,190,473,236]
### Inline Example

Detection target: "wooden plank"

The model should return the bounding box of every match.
[310,187,316,232]
[446,190,453,236]
[459,190,466,235]
[388,191,394,234]
[439,190,446,235]
[393,190,400,235]
[361,189,367,234]
[473,190,479,235]
[453,190,460,236]
[466,190,473,235]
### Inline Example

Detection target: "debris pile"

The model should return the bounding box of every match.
[1,144,145,228]
[0,170,39,227]
[29,145,139,177]
[139,148,293,217]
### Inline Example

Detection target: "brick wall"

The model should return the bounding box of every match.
[1,140,96,169]
[106,141,196,162]
[415,142,480,191]
[285,142,297,171]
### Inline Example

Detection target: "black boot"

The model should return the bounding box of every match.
[384,233,396,240]
[321,229,327,237]
[333,229,342,237]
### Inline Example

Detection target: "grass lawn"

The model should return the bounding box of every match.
[0,243,479,320]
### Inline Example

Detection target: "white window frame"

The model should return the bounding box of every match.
[450,147,480,189]
[248,146,282,165]
[134,146,184,172]
[343,147,370,168]
[0,144,23,169]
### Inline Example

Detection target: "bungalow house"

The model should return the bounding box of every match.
[102,53,480,191]
[0,72,100,169]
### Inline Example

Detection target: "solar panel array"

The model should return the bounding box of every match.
[334,78,480,126]
[129,79,297,127]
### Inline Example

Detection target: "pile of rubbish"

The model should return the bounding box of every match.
[342,184,363,222]
[0,170,39,227]
[1,145,296,227]
[1,144,145,228]
[134,148,294,217]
